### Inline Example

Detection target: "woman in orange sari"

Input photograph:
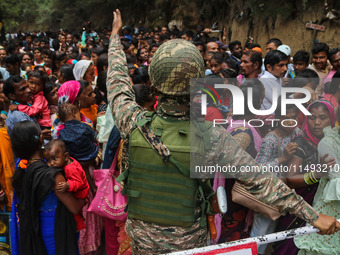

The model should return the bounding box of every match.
[0,120,15,210]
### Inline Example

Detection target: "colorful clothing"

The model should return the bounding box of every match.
[323,69,337,91]
[64,157,89,231]
[273,100,335,255]
[204,107,224,122]
[78,165,103,255]
[0,127,15,209]
[14,160,78,255]
[256,128,302,171]
[18,91,51,127]
[303,100,335,146]
[323,93,338,110]
[59,120,98,161]
[295,126,340,255]
[58,80,81,106]
[80,104,98,122]
[53,80,94,138]
[273,134,319,255]
[251,128,301,254]
[73,60,93,80]
[107,34,319,254]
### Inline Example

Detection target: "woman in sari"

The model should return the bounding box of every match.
[73,60,98,123]
[54,80,103,255]
[10,121,84,255]
[0,119,15,210]
[294,125,340,254]
[274,100,335,255]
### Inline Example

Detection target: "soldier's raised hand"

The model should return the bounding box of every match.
[112,9,122,35]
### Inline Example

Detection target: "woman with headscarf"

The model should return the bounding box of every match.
[73,60,98,122]
[295,125,340,255]
[273,100,336,255]
[52,80,93,138]
[55,80,103,255]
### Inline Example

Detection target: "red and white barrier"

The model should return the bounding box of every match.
[167,219,340,255]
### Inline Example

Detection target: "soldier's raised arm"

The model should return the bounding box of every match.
[106,9,144,138]
[207,126,340,235]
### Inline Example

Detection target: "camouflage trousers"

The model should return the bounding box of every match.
[125,217,208,254]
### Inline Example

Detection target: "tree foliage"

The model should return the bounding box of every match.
[0,0,337,32]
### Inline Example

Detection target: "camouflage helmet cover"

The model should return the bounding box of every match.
[149,39,205,96]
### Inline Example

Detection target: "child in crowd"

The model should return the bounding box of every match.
[15,70,52,129]
[57,103,102,255]
[251,102,301,254]
[209,53,225,75]
[44,139,89,231]
[43,81,60,123]
[292,50,310,77]
[58,103,98,162]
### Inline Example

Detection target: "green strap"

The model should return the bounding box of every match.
[154,126,163,136]
[168,156,190,178]
[126,190,141,197]
[194,120,213,150]
[116,170,128,183]
[198,185,207,227]
[136,111,156,127]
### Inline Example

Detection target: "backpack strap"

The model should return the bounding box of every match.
[138,118,171,161]
[136,111,157,127]
[194,118,213,151]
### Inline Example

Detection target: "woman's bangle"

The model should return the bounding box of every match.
[0,190,5,198]
[310,171,319,184]
[304,172,319,185]
[304,172,312,185]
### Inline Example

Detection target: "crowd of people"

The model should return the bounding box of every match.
[0,8,339,255]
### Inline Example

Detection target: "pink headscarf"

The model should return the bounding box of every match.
[57,80,81,105]
[52,80,93,138]
[303,100,335,146]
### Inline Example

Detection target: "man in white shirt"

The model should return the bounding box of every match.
[261,38,282,74]
[260,50,288,111]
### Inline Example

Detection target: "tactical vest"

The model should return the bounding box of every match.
[118,112,214,227]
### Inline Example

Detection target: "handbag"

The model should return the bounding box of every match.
[88,144,127,221]
[231,181,281,221]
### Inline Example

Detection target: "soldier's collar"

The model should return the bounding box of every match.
[157,95,190,119]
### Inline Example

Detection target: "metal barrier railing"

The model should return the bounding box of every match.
[166,219,340,254]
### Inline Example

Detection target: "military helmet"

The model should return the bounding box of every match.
[149,39,205,96]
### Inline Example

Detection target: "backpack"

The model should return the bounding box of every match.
[118,112,215,227]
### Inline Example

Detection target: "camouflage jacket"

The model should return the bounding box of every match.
[107,34,318,254]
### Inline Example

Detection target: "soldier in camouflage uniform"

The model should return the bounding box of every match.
[107,10,340,255]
